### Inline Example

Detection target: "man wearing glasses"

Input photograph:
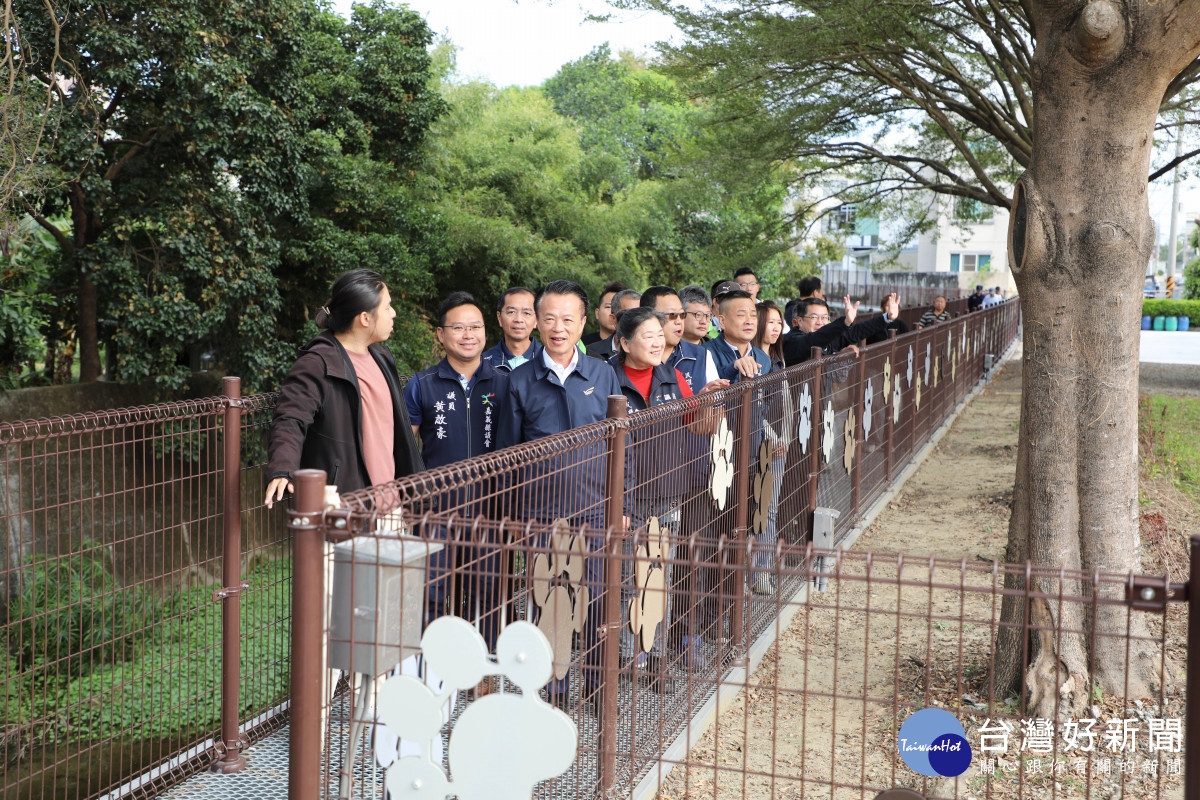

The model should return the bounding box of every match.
[679,285,716,345]
[404,291,509,660]
[782,293,900,366]
[733,267,761,301]
[483,286,542,372]
[639,286,724,393]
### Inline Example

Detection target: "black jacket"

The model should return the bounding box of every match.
[267,331,424,495]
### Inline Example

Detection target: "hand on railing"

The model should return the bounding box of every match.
[264,476,294,509]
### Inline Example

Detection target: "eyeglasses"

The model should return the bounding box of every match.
[686,311,712,322]
[804,314,831,322]
[662,312,686,321]
[440,324,485,335]
[502,307,535,319]
[737,281,759,290]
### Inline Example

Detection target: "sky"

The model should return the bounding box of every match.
[330,0,1198,268]
[331,0,679,88]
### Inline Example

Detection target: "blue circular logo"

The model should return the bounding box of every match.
[897,708,973,776]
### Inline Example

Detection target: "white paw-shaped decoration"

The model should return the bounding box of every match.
[914,375,922,411]
[892,382,902,424]
[906,346,913,387]
[820,400,835,463]
[863,378,874,440]
[924,343,931,385]
[796,382,812,453]
[710,417,735,510]
[377,617,577,800]
[882,358,892,408]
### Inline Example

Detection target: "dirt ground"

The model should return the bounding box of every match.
[655,359,1195,800]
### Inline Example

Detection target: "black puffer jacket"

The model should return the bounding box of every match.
[266,331,424,495]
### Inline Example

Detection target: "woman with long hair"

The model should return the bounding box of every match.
[750,300,793,594]
[265,268,423,507]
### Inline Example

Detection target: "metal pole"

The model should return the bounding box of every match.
[289,469,327,800]
[852,351,864,518]
[212,377,248,773]
[600,396,627,794]
[885,331,896,481]
[807,347,823,515]
[731,385,753,652]
[1186,534,1199,800]
[1167,130,1184,295]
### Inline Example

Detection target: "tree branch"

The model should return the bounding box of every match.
[103,127,159,181]
[1148,146,1200,182]
[20,198,73,253]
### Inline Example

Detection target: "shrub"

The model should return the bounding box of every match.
[1142,299,1200,325]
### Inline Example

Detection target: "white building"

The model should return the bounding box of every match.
[911,197,1015,293]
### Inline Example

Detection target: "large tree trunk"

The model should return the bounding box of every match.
[994,0,1198,717]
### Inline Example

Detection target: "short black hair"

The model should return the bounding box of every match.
[784,298,805,325]
[615,307,666,362]
[437,291,481,326]
[798,296,829,318]
[496,286,535,312]
[599,281,628,299]
[797,276,823,297]
[716,289,754,313]
[640,285,679,309]
[537,280,590,315]
[733,266,758,279]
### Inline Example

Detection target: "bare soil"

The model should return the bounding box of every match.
[655,360,1195,800]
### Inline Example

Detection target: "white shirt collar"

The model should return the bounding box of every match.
[722,336,750,358]
[542,345,580,385]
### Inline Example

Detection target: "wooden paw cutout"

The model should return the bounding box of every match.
[628,516,669,654]
[751,439,774,538]
[530,519,589,679]
[843,412,856,473]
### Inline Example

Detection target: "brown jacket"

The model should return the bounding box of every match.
[267,331,424,495]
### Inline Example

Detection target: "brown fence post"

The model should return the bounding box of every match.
[600,396,628,795]
[730,384,753,652]
[289,469,327,800]
[852,351,864,519]
[212,377,249,773]
[1187,534,1199,800]
[885,331,896,482]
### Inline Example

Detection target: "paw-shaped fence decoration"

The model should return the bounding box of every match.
[842,412,855,473]
[710,417,735,510]
[377,617,577,800]
[952,349,958,381]
[628,516,669,654]
[906,347,914,387]
[796,382,812,454]
[751,439,774,538]
[892,382,902,424]
[882,358,892,409]
[530,519,589,680]
[924,343,932,385]
[914,375,922,411]
[820,400,835,463]
[863,378,874,440]
[933,355,941,388]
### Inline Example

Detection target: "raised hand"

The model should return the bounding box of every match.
[844,295,861,325]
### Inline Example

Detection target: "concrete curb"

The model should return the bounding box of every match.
[630,335,1022,800]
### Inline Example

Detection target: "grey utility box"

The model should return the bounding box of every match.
[329,536,443,676]
[812,507,840,592]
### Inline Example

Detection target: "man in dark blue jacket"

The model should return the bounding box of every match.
[495,280,623,711]
[482,286,543,373]
[705,289,773,382]
[405,292,509,651]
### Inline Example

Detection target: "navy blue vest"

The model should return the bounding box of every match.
[407,359,508,470]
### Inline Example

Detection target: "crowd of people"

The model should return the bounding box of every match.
[264,267,997,705]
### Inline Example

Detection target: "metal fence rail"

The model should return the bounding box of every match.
[285,300,1053,800]
[0,298,1038,800]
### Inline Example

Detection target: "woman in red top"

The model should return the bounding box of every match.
[610,307,722,692]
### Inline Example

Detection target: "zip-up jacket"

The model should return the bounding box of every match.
[614,362,692,500]
[494,353,621,527]
[267,331,424,495]
[405,358,509,469]
[481,338,543,374]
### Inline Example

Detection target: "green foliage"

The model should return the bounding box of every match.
[1141,395,1200,499]
[1183,256,1200,300]
[0,218,60,387]
[1142,299,1200,325]
[3,557,292,739]
[10,0,448,388]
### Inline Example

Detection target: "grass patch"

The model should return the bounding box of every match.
[1140,394,1200,498]
[4,557,291,740]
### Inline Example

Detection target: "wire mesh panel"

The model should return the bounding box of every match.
[645,548,1189,800]
[1,401,230,799]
